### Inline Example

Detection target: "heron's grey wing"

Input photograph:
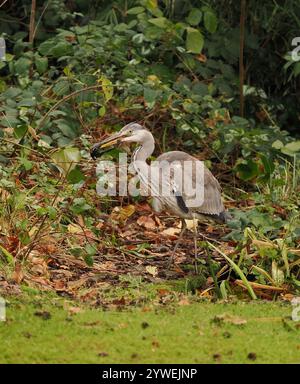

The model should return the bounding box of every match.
[157,151,224,215]
[198,167,224,215]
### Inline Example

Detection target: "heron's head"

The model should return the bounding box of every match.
[91,123,150,159]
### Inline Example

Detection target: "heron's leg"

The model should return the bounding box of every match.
[168,219,187,267]
[193,216,198,273]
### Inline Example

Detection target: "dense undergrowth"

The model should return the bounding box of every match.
[0,0,299,302]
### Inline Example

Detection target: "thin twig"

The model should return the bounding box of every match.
[36,85,102,131]
[32,0,49,42]
[0,0,9,8]
[239,0,246,117]
[29,0,36,44]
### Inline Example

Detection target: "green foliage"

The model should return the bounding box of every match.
[0,0,299,296]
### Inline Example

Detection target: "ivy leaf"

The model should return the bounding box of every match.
[186,27,204,53]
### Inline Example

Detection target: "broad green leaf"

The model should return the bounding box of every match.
[14,125,27,138]
[100,75,113,102]
[35,56,48,74]
[186,27,204,53]
[144,88,160,108]
[47,206,57,220]
[51,41,73,58]
[127,6,145,15]
[51,147,81,173]
[186,9,202,26]
[39,39,73,57]
[148,17,169,29]
[38,40,56,55]
[67,166,85,184]
[0,244,14,265]
[272,140,284,149]
[281,141,300,156]
[235,159,259,181]
[19,157,33,171]
[204,10,218,33]
[98,105,106,117]
[14,57,31,75]
[53,80,71,96]
[56,119,77,138]
[84,254,94,267]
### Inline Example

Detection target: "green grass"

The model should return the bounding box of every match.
[1,291,300,363]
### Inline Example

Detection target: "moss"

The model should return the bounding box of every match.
[0,292,299,363]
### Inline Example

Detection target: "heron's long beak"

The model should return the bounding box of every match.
[90,131,126,159]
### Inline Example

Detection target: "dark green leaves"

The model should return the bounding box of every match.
[144,88,160,109]
[235,159,259,181]
[67,166,85,184]
[35,56,48,74]
[186,9,202,26]
[14,57,31,75]
[204,10,218,33]
[39,40,73,58]
[148,17,169,29]
[127,6,145,15]
[235,155,275,182]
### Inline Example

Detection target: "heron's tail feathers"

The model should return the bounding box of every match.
[204,210,232,224]
[217,210,233,224]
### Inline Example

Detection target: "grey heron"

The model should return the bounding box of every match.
[91,122,229,269]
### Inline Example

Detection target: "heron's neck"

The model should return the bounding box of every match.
[131,132,159,196]
[132,134,155,163]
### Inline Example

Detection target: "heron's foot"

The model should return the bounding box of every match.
[194,258,198,274]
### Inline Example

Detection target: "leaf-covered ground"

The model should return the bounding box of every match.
[1,290,299,364]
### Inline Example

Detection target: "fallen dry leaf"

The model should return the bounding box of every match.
[137,215,156,230]
[162,227,181,236]
[212,313,247,326]
[67,223,82,234]
[184,219,198,231]
[68,307,82,315]
[178,297,190,306]
[110,204,135,224]
[12,263,24,284]
[146,265,158,277]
